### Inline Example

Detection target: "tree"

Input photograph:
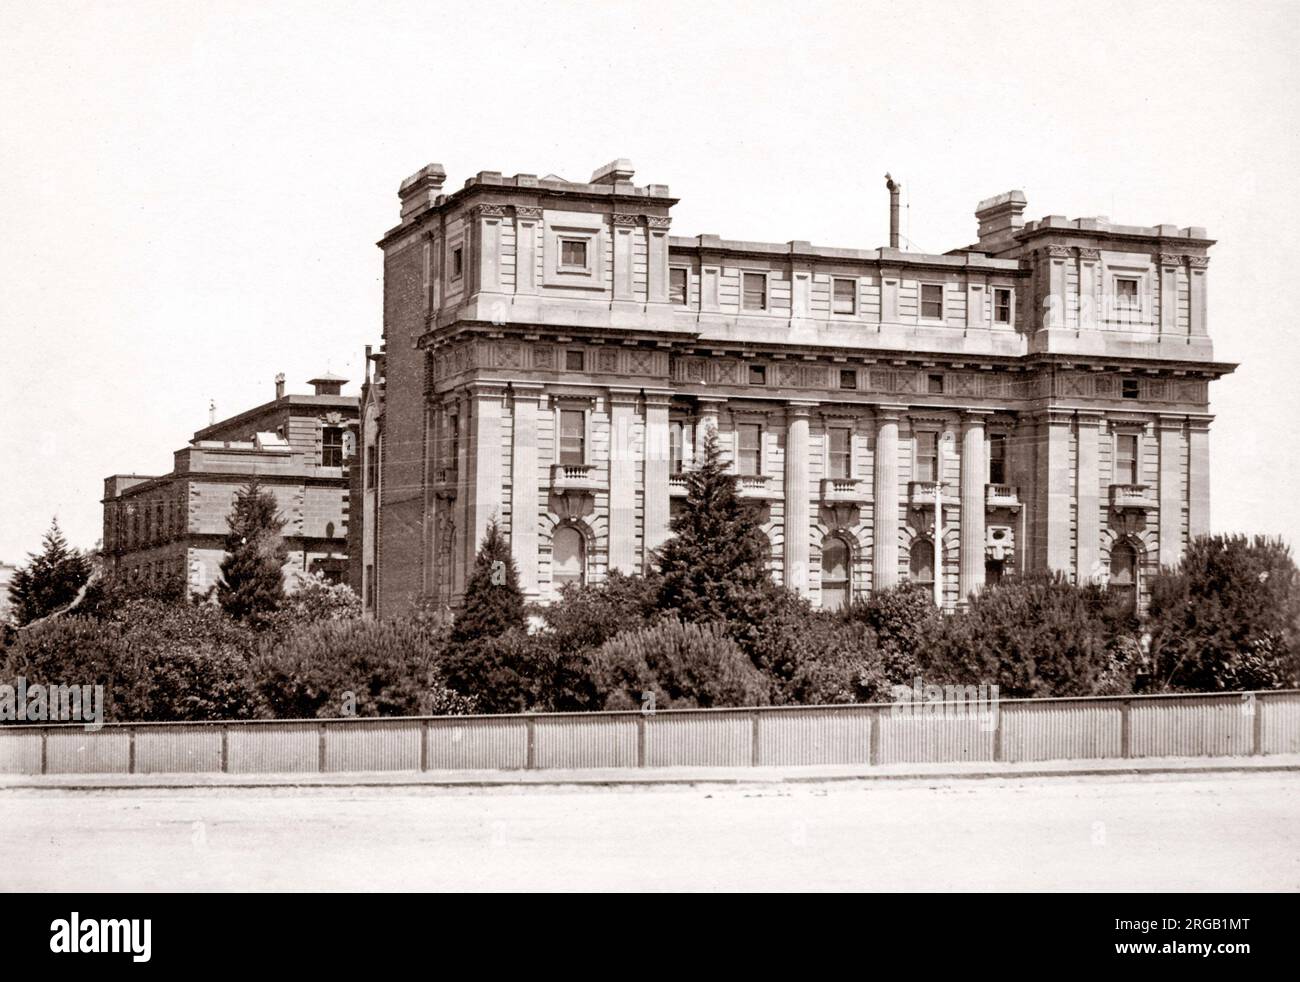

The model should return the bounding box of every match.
[451,519,524,643]
[1146,535,1300,691]
[7,518,93,626]
[655,426,774,627]
[217,480,289,624]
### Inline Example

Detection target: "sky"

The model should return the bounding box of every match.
[2,0,1298,562]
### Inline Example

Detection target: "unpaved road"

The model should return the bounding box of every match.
[2,771,1297,890]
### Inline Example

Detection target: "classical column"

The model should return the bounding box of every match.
[872,406,905,590]
[465,382,505,581]
[1035,409,1073,574]
[509,384,543,598]
[696,397,724,443]
[1188,414,1213,539]
[642,391,673,570]
[607,388,640,573]
[1158,415,1185,567]
[1075,412,1103,582]
[452,392,470,598]
[784,403,815,595]
[960,411,992,601]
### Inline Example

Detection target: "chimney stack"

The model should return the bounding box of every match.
[885,174,901,249]
[274,372,286,400]
[974,190,1028,251]
[397,163,447,224]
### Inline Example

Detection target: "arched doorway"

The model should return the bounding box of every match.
[909,538,935,594]
[1109,540,1138,613]
[552,525,586,590]
[821,535,852,612]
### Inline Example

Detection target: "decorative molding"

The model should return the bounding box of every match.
[1077,248,1100,261]
[1045,245,1073,259]
[612,213,641,227]
[646,215,672,230]
[1186,255,1210,268]
[468,203,508,219]
[513,205,543,220]
[1159,253,1186,266]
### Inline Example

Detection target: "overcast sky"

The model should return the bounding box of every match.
[2,0,1298,563]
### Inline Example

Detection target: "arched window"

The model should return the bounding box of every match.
[909,538,935,592]
[1110,541,1138,613]
[821,536,852,612]
[553,526,586,589]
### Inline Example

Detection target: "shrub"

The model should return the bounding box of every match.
[594,618,771,710]
[1146,535,1300,691]
[253,618,473,719]
[539,570,660,651]
[452,520,525,643]
[266,572,362,633]
[218,479,289,624]
[2,600,259,721]
[7,519,93,626]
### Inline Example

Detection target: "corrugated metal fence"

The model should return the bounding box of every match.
[2,690,1298,777]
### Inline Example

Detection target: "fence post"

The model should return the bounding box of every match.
[420,719,430,772]
[1252,692,1263,756]
[1120,699,1132,759]
[525,716,536,770]
[318,722,327,773]
[127,726,136,774]
[220,725,229,774]
[40,728,48,775]
[992,703,1003,763]
[636,714,647,768]
[750,711,761,767]
[869,707,881,766]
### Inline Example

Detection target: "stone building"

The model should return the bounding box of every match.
[103,374,359,596]
[360,158,1233,617]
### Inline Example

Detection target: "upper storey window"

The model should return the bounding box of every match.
[920,283,944,320]
[736,423,762,476]
[993,288,1012,324]
[914,431,938,483]
[560,238,589,271]
[322,427,344,468]
[742,272,768,311]
[833,278,856,315]
[558,409,586,465]
[1115,277,1139,310]
[669,267,688,306]
[451,247,464,280]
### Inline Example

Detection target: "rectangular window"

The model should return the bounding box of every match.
[920,283,944,319]
[669,421,685,474]
[1116,433,1139,484]
[559,409,586,465]
[915,431,938,483]
[988,433,1007,485]
[748,364,767,386]
[742,272,767,311]
[839,369,857,390]
[833,278,856,315]
[669,267,688,306]
[451,247,463,279]
[828,427,851,479]
[927,373,945,395]
[994,288,1012,324]
[1122,378,1140,399]
[565,349,584,371]
[736,423,762,476]
[1116,277,1139,307]
[365,566,375,609]
[322,427,344,467]
[560,238,589,270]
[366,446,378,489]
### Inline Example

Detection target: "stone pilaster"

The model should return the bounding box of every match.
[612,214,640,303]
[1159,415,1185,567]
[1188,414,1213,539]
[1188,255,1209,338]
[784,402,815,595]
[646,216,671,304]
[1035,409,1074,574]
[607,388,640,573]
[642,391,673,570]
[509,384,543,598]
[960,410,992,601]
[872,406,905,590]
[512,206,541,295]
[452,391,470,598]
[1075,411,1103,581]
[465,382,506,581]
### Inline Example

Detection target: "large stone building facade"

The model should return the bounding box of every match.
[361,159,1232,617]
[104,375,359,595]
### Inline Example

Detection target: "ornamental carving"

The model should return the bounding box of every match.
[612,213,641,226]
[1187,255,1210,268]
[646,215,672,230]
[1046,245,1073,259]
[1077,248,1100,261]
[628,350,653,375]
[1159,253,1185,266]
[513,205,542,220]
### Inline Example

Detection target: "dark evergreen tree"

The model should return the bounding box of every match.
[1147,534,1300,691]
[451,519,525,643]
[7,518,93,626]
[655,426,775,626]
[217,480,288,624]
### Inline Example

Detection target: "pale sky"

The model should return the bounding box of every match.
[2,0,1298,563]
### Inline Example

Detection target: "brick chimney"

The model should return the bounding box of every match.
[398,163,447,224]
[974,190,1027,251]
[274,373,285,400]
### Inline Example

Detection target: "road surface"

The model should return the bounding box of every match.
[3,770,1297,890]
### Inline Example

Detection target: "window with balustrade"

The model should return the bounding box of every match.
[736,423,762,476]
[828,427,851,480]
[1115,433,1139,484]
[558,409,586,466]
[914,430,938,483]
[988,432,1007,485]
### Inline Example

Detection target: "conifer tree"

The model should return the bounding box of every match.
[655,426,774,624]
[217,480,288,623]
[451,519,525,643]
[7,518,93,626]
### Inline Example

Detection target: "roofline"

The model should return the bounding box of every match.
[192,394,358,441]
